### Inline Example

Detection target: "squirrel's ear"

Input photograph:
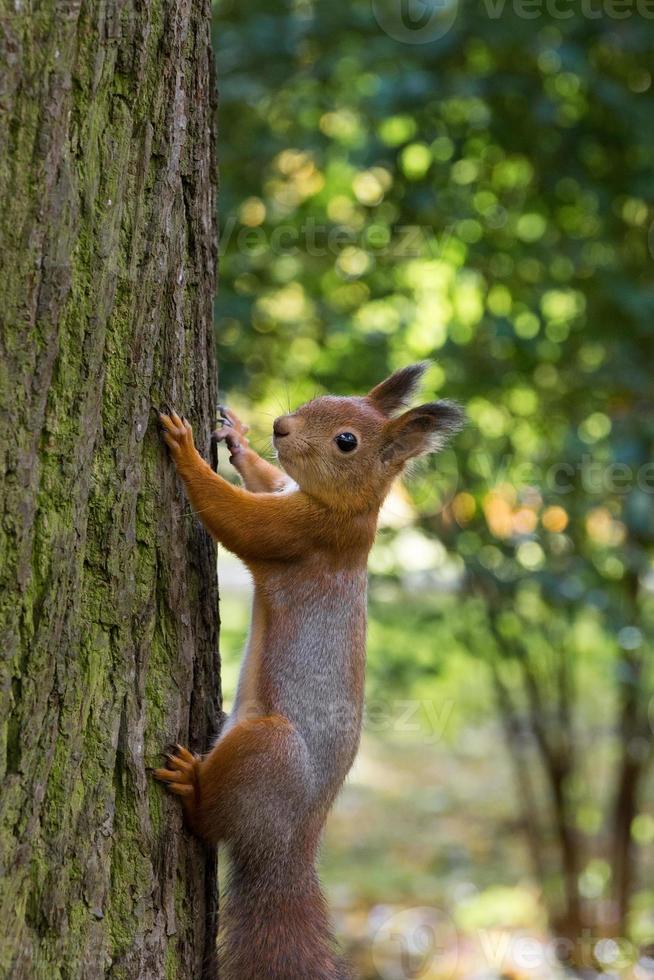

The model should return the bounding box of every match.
[382,400,465,463]
[367,363,428,416]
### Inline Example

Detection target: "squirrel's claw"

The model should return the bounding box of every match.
[159,410,195,457]
[212,407,250,457]
[217,405,234,427]
[217,405,249,434]
[175,744,197,764]
[153,743,200,799]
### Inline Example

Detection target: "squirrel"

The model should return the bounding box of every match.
[154,363,464,980]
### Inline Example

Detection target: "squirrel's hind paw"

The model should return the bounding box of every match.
[153,744,200,799]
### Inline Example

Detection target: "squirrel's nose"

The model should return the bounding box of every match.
[273,417,290,438]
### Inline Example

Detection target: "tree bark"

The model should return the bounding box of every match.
[0,1,221,977]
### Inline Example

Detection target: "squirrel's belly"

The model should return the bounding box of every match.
[232,571,368,784]
[267,589,367,782]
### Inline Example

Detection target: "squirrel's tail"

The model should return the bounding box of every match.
[219,854,351,980]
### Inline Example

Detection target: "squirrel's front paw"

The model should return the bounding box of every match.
[212,405,250,459]
[159,410,195,461]
[153,744,200,800]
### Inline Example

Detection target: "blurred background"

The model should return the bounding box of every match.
[210,1,654,976]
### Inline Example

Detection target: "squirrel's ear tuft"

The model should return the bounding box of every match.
[382,400,465,463]
[367,363,428,416]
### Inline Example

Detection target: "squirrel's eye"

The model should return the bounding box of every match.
[335,432,358,453]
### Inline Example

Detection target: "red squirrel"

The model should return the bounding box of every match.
[154,363,464,980]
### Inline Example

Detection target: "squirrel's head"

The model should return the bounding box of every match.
[273,363,464,511]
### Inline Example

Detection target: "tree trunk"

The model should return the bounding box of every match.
[0,1,221,977]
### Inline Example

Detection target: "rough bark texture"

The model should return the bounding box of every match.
[0,0,221,977]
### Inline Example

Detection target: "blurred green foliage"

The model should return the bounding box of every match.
[212,0,654,956]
